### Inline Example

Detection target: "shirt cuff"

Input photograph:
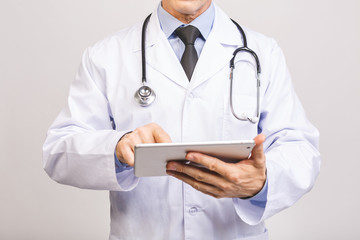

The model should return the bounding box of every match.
[249,178,268,208]
[114,152,132,173]
[113,152,139,191]
[232,178,268,225]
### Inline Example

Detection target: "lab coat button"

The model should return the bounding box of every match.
[189,207,198,215]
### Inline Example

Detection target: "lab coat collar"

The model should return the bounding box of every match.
[189,4,243,89]
[212,4,243,46]
[134,9,190,88]
[132,4,244,90]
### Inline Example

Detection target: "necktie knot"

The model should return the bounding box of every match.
[175,25,201,46]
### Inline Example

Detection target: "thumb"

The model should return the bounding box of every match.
[251,134,266,164]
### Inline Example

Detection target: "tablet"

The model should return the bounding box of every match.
[134,140,255,177]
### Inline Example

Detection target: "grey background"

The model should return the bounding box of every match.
[0,0,359,239]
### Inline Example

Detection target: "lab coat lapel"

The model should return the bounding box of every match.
[190,5,243,90]
[189,35,231,89]
[141,12,189,89]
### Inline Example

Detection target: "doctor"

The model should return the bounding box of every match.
[43,0,320,239]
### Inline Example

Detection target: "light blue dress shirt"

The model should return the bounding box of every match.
[114,2,267,207]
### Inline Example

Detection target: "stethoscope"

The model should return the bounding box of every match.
[134,14,261,124]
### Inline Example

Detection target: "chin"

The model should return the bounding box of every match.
[165,0,211,16]
[175,2,204,15]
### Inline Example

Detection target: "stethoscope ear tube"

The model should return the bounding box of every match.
[230,47,261,74]
[229,46,261,123]
[228,19,261,123]
[229,66,260,124]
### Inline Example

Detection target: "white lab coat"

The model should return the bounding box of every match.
[43,4,320,240]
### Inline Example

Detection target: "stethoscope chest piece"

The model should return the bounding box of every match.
[134,85,156,107]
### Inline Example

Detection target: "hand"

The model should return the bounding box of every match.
[166,134,266,199]
[116,123,172,166]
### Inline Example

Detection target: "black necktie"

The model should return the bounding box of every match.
[175,25,201,80]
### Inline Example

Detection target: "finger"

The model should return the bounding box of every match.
[137,123,171,143]
[166,161,228,189]
[134,126,157,143]
[166,170,223,198]
[117,132,143,166]
[152,125,172,143]
[185,152,235,180]
[251,134,266,166]
[120,143,135,166]
[116,139,135,166]
[254,133,266,146]
[117,123,171,166]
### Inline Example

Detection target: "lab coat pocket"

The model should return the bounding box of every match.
[222,94,258,140]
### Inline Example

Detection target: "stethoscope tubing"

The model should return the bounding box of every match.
[141,14,152,85]
[136,14,261,123]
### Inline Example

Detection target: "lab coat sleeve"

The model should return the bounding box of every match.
[232,40,321,225]
[42,48,139,191]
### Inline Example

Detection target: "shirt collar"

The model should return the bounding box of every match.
[157,2,215,40]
